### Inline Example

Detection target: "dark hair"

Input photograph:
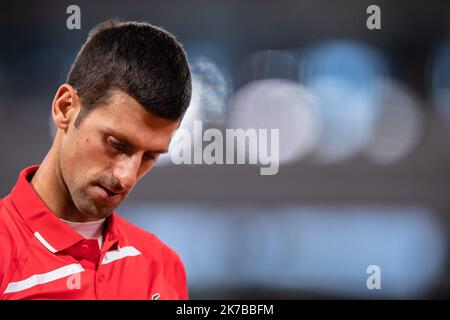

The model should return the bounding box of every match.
[67,19,192,127]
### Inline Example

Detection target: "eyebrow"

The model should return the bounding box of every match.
[106,129,169,155]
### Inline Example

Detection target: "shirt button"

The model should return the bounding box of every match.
[80,244,90,253]
[98,274,105,282]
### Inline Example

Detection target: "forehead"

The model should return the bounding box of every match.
[83,90,180,151]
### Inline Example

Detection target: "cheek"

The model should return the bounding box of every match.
[63,134,108,181]
[70,137,96,168]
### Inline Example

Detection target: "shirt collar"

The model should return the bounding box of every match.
[10,165,126,253]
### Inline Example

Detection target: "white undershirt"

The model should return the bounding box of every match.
[60,218,106,249]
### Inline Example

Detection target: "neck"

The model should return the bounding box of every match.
[30,135,85,222]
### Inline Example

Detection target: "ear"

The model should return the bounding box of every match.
[51,84,80,130]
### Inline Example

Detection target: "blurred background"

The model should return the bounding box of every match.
[1,0,450,299]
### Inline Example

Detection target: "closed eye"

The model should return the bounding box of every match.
[107,137,128,153]
[113,142,127,152]
[106,135,162,161]
[144,153,157,161]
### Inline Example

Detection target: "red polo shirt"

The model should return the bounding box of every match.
[0,166,188,300]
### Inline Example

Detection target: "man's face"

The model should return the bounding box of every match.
[59,90,180,221]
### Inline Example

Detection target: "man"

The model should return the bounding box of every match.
[0,19,192,299]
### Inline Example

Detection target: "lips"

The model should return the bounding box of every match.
[94,184,123,204]
[98,184,120,197]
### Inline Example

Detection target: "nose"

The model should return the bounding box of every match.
[112,156,141,191]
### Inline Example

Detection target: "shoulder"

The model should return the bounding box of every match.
[112,214,189,299]
[0,196,18,238]
[0,196,18,292]
[112,214,184,266]
[0,196,6,219]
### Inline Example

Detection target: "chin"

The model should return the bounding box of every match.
[91,206,114,220]
[76,201,113,221]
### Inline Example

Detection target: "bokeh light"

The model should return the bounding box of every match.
[430,42,450,125]
[236,50,300,87]
[301,41,388,164]
[157,52,231,166]
[227,79,320,165]
[123,203,447,299]
[364,79,423,165]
